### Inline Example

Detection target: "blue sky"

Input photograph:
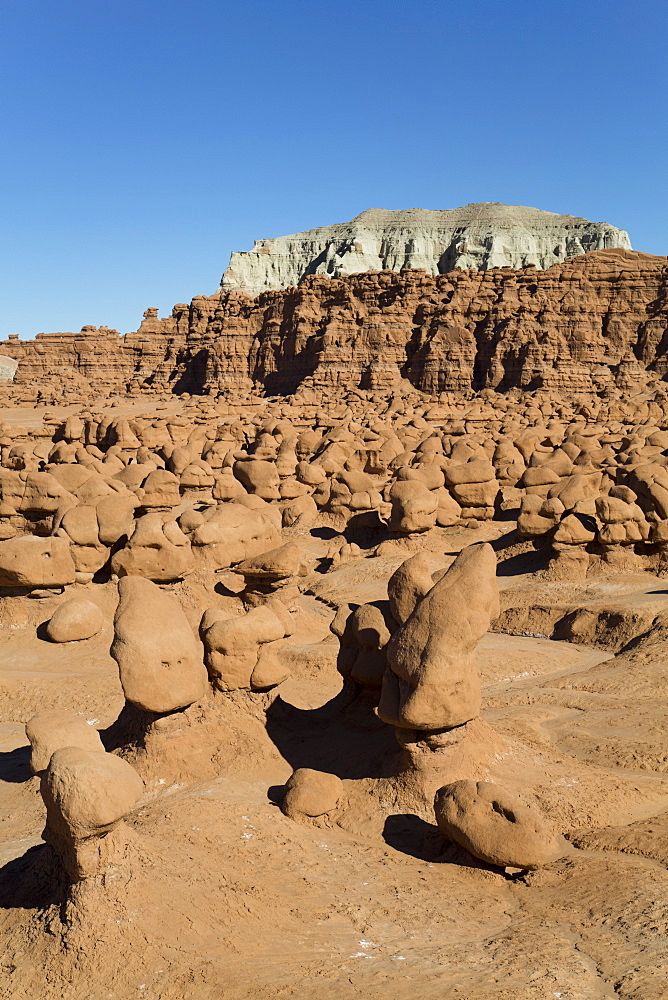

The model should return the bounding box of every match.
[1,0,666,337]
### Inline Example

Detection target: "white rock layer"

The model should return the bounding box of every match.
[220,203,631,297]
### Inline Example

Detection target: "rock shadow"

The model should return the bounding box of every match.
[382,813,505,872]
[382,814,449,861]
[0,844,68,911]
[266,683,400,780]
[35,620,52,642]
[0,744,32,784]
[496,547,550,577]
[100,702,163,753]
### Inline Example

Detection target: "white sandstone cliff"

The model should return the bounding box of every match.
[220,202,631,297]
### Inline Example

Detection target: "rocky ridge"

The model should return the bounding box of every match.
[0,249,666,402]
[220,203,632,296]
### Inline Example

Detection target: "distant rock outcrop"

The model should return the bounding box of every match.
[220,203,632,296]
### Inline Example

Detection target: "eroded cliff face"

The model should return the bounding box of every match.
[0,249,666,401]
[220,203,632,296]
[0,308,193,399]
[195,248,668,396]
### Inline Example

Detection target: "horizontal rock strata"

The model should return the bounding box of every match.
[221,203,631,296]
[0,249,666,400]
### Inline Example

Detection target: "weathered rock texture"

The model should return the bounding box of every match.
[1,250,667,399]
[220,204,631,296]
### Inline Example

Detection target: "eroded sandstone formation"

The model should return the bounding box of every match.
[4,376,668,997]
[4,227,668,999]
[1,250,666,402]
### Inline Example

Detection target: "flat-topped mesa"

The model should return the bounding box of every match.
[220,203,632,296]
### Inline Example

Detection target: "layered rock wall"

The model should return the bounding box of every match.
[0,309,192,398]
[1,250,666,400]
[221,204,632,296]
[197,249,668,395]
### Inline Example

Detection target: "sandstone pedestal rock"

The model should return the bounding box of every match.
[41,747,144,879]
[330,602,392,687]
[379,542,499,730]
[201,599,293,691]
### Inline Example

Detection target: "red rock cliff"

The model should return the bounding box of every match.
[1,249,667,398]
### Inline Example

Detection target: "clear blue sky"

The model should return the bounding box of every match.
[1,0,666,338]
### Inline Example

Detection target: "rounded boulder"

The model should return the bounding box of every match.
[282,768,343,819]
[46,597,107,642]
[41,747,144,840]
[25,709,105,775]
[434,779,565,870]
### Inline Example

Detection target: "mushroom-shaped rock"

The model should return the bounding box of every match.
[19,471,76,519]
[433,487,462,527]
[395,464,445,491]
[46,597,106,642]
[41,747,144,879]
[54,504,110,576]
[444,459,495,487]
[95,493,136,545]
[114,463,156,493]
[296,460,327,487]
[55,504,100,547]
[279,476,311,500]
[547,471,602,510]
[330,602,393,687]
[553,513,596,546]
[48,463,99,494]
[25,710,105,774]
[233,458,280,500]
[280,493,318,528]
[378,542,499,731]
[191,503,281,572]
[212,467,247,501]
[282,768,343,819]
[0,535,76,588]
[135,469,182,509]
[111,513,194,582]
[111,576,208,712]
[179,461,215,501]
[433,780,565,870]
[444,460,498,517]
[167,446,193,476]
[235,541,312,583]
